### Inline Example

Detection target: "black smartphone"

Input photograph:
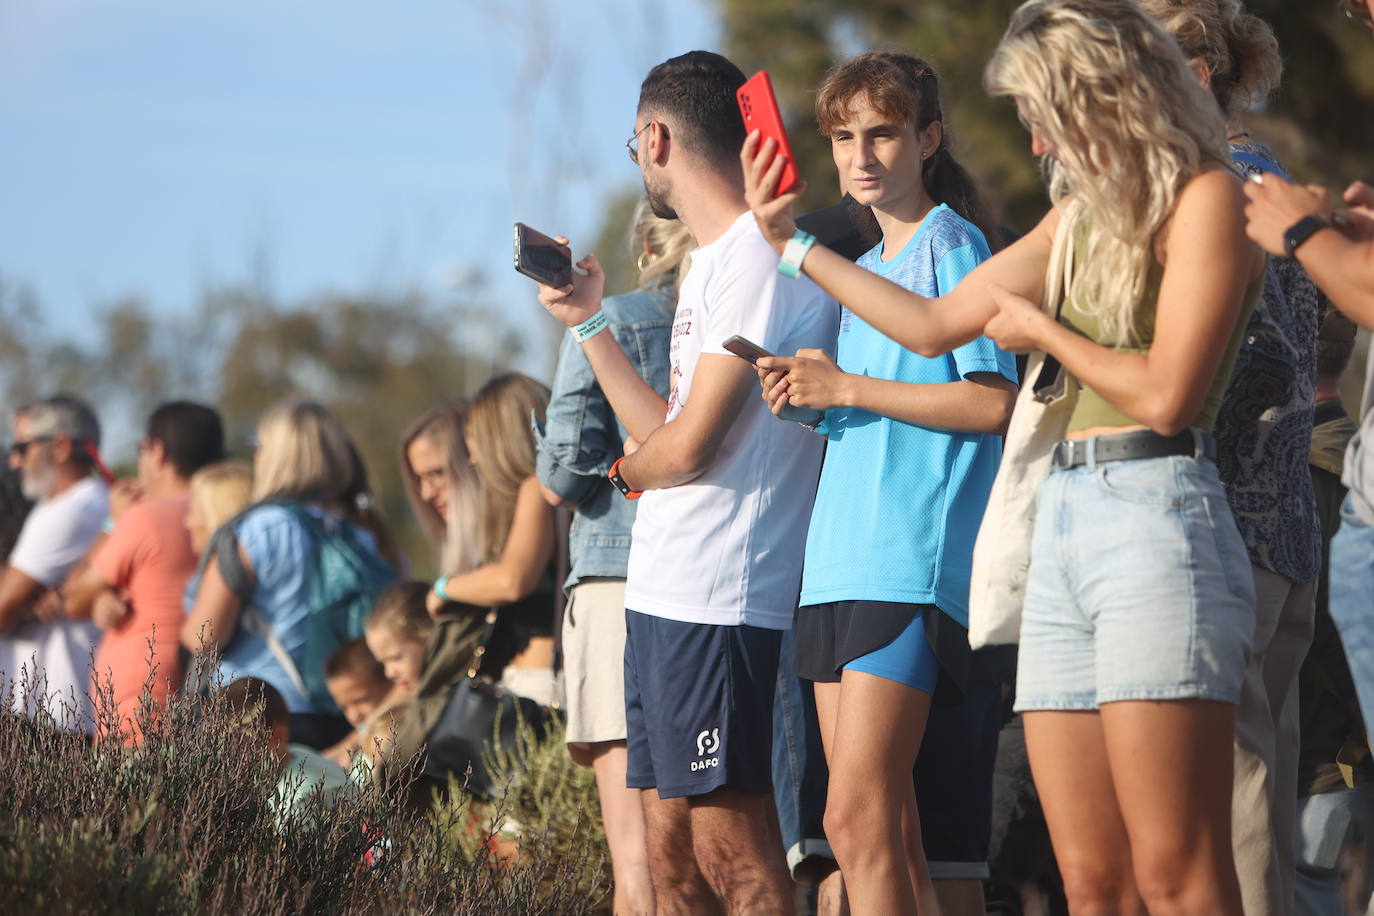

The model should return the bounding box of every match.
[513,222,573,288]
[722,335,776,365]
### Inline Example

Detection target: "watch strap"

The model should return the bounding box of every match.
[778,230,817,279]
[1284,215,1328,257]
[608,455,642,500]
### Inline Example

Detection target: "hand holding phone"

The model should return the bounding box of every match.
[737,71,798,198]
[528,229,607,330]
[722,334,776,365]
[514,222,573,288]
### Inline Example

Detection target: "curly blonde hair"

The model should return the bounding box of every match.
[1136,0,1282,121]
[985,0,1228,347]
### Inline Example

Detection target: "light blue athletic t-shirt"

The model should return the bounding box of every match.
[799,204,1017,626]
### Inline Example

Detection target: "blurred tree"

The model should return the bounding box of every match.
[720,0,1374,231]
[0,273,516,579]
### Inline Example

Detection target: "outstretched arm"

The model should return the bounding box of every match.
[742,131,1057,357]
[985,168,1262,436]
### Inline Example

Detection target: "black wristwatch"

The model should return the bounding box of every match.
[1283,215,1329,258]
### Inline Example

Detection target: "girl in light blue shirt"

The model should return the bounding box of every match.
[757,51,1016,914]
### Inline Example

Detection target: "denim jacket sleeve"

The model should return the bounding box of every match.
[533,325,623,507]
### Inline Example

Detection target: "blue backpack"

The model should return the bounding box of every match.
[213,501,397,716]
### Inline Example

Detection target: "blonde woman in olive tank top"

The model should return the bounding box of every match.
[743,2,1263,912]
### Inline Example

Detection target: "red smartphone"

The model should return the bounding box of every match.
[737,71,798,198]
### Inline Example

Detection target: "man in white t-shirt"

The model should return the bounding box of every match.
[538,51,838,914]
[0,396,108,728]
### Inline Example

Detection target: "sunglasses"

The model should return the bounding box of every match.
[8,437,50,459]
[1345,0,1374,30]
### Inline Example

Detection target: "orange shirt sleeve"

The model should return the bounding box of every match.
[91,502,155,589]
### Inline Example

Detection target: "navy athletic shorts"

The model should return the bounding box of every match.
[916,645,1017,877]
[624,609,782,799]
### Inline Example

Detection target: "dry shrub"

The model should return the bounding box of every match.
[0,653,609,915]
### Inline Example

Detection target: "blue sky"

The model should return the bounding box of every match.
[0,0,716,374]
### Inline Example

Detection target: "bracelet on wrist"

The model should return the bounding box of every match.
[571,310,609,342]
[778,230,817,279]
[433,575,452,602]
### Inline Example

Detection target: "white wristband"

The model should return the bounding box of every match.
[571,310,608,342]
[778,230,817,279]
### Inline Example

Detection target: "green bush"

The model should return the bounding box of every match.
[0,666,610,915]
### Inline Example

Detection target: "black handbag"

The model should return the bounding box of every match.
[421,610,555,798]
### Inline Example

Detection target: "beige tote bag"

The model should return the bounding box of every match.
[967,209,1080,649]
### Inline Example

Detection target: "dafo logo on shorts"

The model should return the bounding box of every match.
[692,727,721,772]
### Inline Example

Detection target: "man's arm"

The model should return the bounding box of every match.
[1295,231,1374,327]
[1244,176,1374,327]
[536,248,669,441]
[0,566,47,634]
[617,354,758,492]
[64,563,113,620]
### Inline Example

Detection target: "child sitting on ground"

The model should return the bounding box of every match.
[363,581,435,696]
[219,676,354,823]
[321,638,394,767]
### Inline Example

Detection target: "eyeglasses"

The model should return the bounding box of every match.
[8,437,49,459]
[626,122,653,164]
[1345,0,1374,30]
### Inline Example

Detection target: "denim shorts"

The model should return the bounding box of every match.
[1014,452,1255,712]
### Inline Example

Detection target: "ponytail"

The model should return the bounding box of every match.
[923,143,1006,253]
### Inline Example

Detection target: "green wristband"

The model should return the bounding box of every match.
[778,230,817,279]
[433,576,452,602]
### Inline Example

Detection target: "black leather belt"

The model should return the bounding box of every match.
[1051,429,1214,470]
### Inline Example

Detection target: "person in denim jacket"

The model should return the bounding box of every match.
[533,200,691,916]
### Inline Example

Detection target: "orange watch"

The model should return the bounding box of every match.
[608,456,642,499]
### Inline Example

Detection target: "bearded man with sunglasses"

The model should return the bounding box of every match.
[0,396,108,729]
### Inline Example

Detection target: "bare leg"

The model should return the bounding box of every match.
[641,789,722,916]
[817,868,849,916]
[931,879,985,916]
[824,670,935,915]
[690,786,794,914]
[1023,710,1143,916]
[1102,700,1244,916]
[573,741,654,916]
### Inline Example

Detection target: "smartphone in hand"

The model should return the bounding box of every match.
[722,335,776,365]
[513,222,573,288]
[737,71,798,198]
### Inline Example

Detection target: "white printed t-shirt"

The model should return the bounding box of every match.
[2,475,107,725]
[624,211,839,630]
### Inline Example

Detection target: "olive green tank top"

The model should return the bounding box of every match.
[1057,242,1262,433]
